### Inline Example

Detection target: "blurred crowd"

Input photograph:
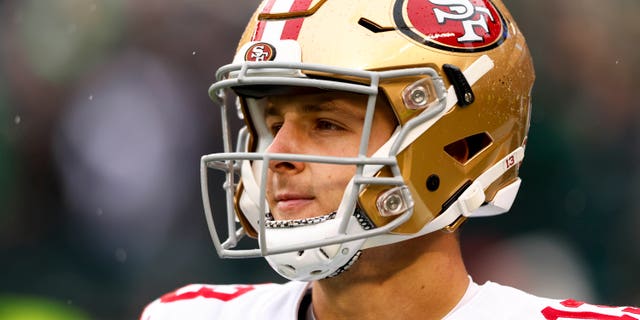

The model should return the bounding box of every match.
[0,0,638,319]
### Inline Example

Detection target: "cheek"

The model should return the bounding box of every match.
[368,136,392,156]
[316,164,356,192]
[367,112,396,155]
[317,137,361,158]
[264,172,275,203]
[312,166,353,211]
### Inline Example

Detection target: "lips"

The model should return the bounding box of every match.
[274,193,315,215]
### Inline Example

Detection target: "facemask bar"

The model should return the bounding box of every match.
[202,61,446,259]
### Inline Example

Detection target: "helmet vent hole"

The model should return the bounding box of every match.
[297,250,305,256]
[444,132,493,164]
[319,248,330,259]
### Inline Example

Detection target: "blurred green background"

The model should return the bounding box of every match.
[1,0,638,319]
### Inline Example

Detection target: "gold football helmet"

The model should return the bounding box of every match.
[203,0,534,281]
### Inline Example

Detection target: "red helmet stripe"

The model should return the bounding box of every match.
[281,0,313,40]
[252,0,276,41]
[252,0,314,41]
[281,17,304,40]
[253,21,267,41]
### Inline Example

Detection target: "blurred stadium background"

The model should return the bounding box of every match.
[0,0,638,319]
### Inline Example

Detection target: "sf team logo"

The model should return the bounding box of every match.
[393,0,507,52]
[244,42,277,62]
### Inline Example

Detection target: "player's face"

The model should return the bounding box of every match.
[263,91,396,221]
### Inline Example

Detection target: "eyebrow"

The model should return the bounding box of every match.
[265,98,366,120]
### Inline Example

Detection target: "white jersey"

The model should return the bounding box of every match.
[141,280,640,320]
[140,282,308,320]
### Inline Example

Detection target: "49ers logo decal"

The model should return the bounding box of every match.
[393,0,507,52]
[245,42,277,62]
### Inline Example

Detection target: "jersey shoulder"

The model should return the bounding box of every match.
[448,281,640,320]
[539,298,640,320]
[140,281,309,320]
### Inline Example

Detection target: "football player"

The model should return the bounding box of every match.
[141,0,640,319]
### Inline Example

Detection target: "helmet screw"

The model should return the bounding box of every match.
[426,174,440,192]
[410,88,427,106]
[463,92,474,104]
[383,194,403,213]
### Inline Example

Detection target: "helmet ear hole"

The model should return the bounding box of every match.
[444,139,470,163]
[444,132,493,164]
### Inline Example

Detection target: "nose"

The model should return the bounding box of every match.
[265,121,305,174]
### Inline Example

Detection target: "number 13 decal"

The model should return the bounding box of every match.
[505,155,516,169]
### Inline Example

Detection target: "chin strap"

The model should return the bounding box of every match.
[263,206,371,280]
[265,212,337,228]
[264,206,375,230]
[327,250,362,278]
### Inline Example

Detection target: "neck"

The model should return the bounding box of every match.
[310,232,469,320]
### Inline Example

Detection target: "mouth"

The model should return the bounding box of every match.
[274,193,315,216]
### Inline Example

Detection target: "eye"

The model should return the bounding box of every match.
[316,119,344,131]
[269,122,283,136]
